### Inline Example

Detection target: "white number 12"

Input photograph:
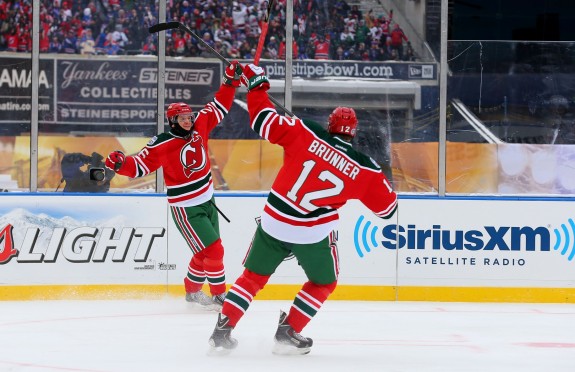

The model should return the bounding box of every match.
[286,160,344,211]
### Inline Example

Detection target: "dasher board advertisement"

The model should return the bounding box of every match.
[1,195,575,289]
[0,195,168,284]
[342,198,575,288]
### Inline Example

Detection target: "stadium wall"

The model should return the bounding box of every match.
[1,193,574,303]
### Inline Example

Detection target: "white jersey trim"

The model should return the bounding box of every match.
[168,188,214,207]
[261,212,339,244]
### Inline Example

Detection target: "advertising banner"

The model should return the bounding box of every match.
[260,60,437,80]
[55,58,221,125]
[0,55,222,126]
[0,55,436,128]
[0,195,168,284]
[2,195,575,291]
[0,57,54,123]
[343,198,575,290]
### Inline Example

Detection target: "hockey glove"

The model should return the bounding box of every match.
[223,60,243,87]
[105,150,125,172]
[240,63,270,91]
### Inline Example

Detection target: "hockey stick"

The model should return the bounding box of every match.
[254,0,275,65]
[149,21,294,117]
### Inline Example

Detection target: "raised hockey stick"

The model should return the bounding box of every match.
[254,0,275,65]
[149,21,294,117]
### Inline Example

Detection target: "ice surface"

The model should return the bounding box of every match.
[0,299,573,372]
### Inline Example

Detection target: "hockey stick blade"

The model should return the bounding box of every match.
[254,0,275,65]
[148,22,180,34]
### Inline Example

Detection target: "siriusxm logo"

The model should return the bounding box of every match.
[353,215,573,260]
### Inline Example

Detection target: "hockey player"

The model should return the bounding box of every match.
[105,61,244,310]
[208,64,398,355]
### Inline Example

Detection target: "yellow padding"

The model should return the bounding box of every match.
[1,285,574,303]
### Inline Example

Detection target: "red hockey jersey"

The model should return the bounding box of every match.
[116,85,236,206]
[246,89,398,244]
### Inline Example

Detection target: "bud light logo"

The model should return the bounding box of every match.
[0,224,18,264]
[353,215,572,262]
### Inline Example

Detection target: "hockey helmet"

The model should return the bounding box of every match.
[328,107,358,138]
[166,102,193,124]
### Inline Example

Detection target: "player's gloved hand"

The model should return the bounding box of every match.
[223,60,243,87]
[105,150,125,172]
[240,63,270,91]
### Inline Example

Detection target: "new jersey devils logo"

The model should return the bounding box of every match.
[181,134,207,177]
[0,224,18,264]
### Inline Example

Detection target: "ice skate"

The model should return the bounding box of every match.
[272,310,313,355]
[211,293,226,311]
[185,290,215,309]
[208,313,238,356]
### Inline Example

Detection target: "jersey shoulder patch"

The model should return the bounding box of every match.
[147,132,172,147]
[147,136,159,146]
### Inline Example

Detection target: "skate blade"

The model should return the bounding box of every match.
[272,343,311,356]
[207,341,236,356]
[186,302,221,312]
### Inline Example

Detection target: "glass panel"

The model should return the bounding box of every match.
[447,40,575,195]
[37,1,159,193]
[285,1,441,194]
[158,1,272,192]
[0,6,32,191]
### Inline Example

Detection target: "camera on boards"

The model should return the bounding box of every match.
[60,151,115,192]
[87,153,106,181]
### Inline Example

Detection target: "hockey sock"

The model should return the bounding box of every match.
[222,269,270,327]
[184,251,205,293]
[203,239,226,295]
[288,281,337,333]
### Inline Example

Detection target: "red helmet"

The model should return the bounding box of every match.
[166,102,193,124]
[328,107,358,138]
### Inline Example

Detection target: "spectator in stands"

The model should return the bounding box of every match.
[334,45,345,60]
[266,36,279,60]
[94,24,110,54]
[198,31,214,58]
[61,29,78,54]
[340,25,354,48]
[0,0,410,63]
[48,34,62,53]
[110,24,128,51]
[314,34,330,60]
[5,26,18,52]
[141,35,157,55]
[232,1,248,36]
[79,28,96,55]
[390,23,408,59]
[17,27,30,53]
[403,41,416,61]
[278,37,298,60]
[368,41,384,61]
[40,27,50,52]
[173,29,186,56]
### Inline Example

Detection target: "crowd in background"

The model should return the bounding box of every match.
[0,0,416,61]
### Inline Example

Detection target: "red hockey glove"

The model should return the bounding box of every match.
[105,150,125,172]
[223,60,243,87]
[240,63,270,91]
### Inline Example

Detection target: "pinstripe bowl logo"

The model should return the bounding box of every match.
[353,215,573,262]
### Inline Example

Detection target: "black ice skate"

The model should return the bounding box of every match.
[208,313,238,356]
[211,293,226,311]
[272,310,313,355]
